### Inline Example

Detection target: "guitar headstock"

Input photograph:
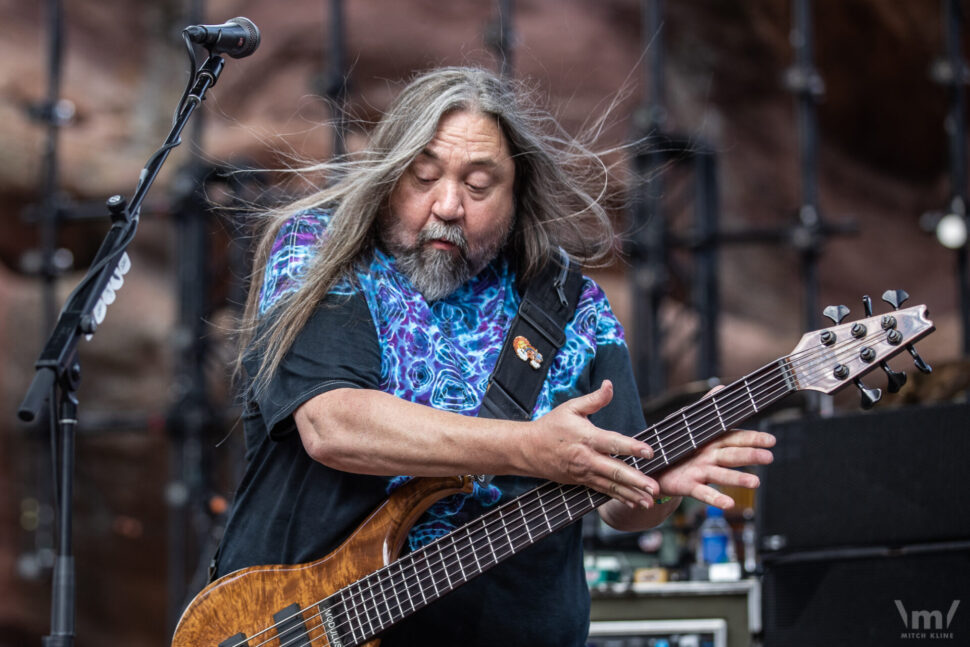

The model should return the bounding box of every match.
[787,291,935,408]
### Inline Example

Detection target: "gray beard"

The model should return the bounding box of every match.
[386,222,473,302]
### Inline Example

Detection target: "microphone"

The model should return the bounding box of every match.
[184,17,260,59]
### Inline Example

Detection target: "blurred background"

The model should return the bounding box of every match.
[1,0,968,645]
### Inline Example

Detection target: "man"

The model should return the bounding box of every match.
[216,67,774,646]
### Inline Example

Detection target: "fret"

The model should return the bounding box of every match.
[468,527,484,573]
[780,358,797,391]
[438,544,453,590]
[397,560,416,614]
[587,488,596,508]
[518,499,533,542]
[560,487,574,521]
[541,490,555,533]
[712,396,726,431]
[451,534,467,581]
[348,582,369,641]
[652,428,669,464]
[502,509,515,553]
[485,526,499,565]
[376,571,393,627]
[424,550,440,598]
[744,378,759,413]
[359,580,377,636]
[629,454,642,471]
[682,412,697,449]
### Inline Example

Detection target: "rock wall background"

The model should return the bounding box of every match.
[1,1,967,644]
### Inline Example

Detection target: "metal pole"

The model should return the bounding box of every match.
[496,0,515,78]
[942,0,970,355]
[631,0,668,398]
[790,0,822,334]
[326,0,347,158]
[39,0,65,332]
[694,150,720,380]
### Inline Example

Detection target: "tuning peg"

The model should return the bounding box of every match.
[823,305,850,325]
[854,377,882,410]
[880,361,907,393]
[881,289,910,310]
[907,345,933,373]
[862,295,873,316]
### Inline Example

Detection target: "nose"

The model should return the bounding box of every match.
[431,180,464,222]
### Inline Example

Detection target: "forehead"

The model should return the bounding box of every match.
[421,110,511,162]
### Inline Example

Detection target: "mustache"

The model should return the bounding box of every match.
[417,222,468,253]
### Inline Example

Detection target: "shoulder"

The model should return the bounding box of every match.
[573,275,626,346]
[257,210,333,315]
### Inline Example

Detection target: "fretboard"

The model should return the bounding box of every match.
[315,357,795,646]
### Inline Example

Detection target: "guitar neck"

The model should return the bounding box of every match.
[314,358,795,646]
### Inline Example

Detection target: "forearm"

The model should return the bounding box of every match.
[295,382,663,511]
[294,388,528,477]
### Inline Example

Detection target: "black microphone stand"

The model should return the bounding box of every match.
[17,52,227,647]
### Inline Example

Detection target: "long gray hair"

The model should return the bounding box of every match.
[238,66,621,392]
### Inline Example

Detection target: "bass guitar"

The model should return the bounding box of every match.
[172,292,934,647]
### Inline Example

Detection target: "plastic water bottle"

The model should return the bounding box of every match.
[696,505,737,565]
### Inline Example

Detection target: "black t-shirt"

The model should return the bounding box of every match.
[215,214,646,646]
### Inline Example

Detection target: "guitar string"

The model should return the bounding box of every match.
[232,328,904,647]
[235,360,795,647]
[311,331,899,644]
[260,340,890,647]
[248,359,800,647]
[240,332,884,647]
[234,332,879,647]
[267,366,793,647]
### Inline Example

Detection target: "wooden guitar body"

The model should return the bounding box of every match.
[171,476,473,647]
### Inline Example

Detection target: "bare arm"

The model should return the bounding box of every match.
[293,380,664,510]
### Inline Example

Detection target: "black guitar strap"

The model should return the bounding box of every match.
[478,248,584,422]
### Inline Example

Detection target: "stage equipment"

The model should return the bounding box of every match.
[485,0,515,78]
[630,1,859,405]
[782,0,860,415]
[590,580,759,647]
[928,0,970,356]
[319,0,348,157]
[184,17,260,59]
[757,401,970,645]
[630,0,721,399]
[17,20,259,646]
[15,0,69,587]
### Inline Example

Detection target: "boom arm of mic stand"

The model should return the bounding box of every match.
[17,55,226,423]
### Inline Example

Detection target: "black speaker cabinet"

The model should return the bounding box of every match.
[757,402,970,553]
[758,402,970,646]
[762,547,969,646]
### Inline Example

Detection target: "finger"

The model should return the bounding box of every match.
[703,466,761,490]
[702,384,725,399]
[717,430,776,448]
[593,429,655,460]
[590,454,660,496]
[587,474,655,509]
[690,483,735,509]
[710,446,774,468]
[569,380,614,417]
